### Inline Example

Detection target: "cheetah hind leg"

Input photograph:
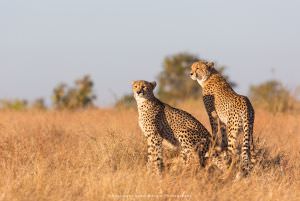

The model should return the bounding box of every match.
[179,146,193,165]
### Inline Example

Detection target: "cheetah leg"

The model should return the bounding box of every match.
[219,121,228,150]
[146,134,163,174]
[208,111,219,146]
[179,145,193,165]
[196,141,210,167]
[203,95,218,144]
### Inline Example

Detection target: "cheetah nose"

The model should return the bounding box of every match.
[190,72,193,76]
[137,90,142,95]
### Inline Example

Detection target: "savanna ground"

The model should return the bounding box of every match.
[0,100,299,201]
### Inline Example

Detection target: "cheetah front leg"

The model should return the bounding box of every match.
[208,111,219,146]
[146,134,163,174]
[219,121,228,150]
[203,95,219,145]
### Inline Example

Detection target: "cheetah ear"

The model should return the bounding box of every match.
[150,81,157,89]
[207,62,214,68]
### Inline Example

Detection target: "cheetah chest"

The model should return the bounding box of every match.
[138,112,160,137]
[138,117,146,134]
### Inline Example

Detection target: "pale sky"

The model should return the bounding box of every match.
[1,0,300,106]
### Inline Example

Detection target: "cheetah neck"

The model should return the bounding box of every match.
[135,95,158,109]
[204,73,234,94]
[197,75,211,87]
[135,96,148,107]
[197,78,206,87]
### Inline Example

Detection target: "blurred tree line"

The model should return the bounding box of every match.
[0,53,299,113]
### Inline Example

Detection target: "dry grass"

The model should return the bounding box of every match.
[0,100,300,201]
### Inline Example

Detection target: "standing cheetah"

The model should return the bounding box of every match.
[190,60,255,174]
[132,80,211,174]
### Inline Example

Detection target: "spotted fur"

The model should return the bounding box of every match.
[132,80,211,174]
[190,60,255,174]
[209,147,231,172]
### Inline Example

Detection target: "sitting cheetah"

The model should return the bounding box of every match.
[132,80,211,174]
[190,60,255,174]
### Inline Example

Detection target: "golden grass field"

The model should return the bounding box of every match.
[0,99,299,201]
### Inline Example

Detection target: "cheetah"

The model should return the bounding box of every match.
[132,80,211,174]
[190,60,255,174]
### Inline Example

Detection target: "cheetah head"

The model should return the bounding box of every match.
[190,60,215,87]
[132,80,156,101]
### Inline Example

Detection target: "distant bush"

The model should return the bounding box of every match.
[249,80,296,113]
[0,99,28,110]
[52,75,96,110]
